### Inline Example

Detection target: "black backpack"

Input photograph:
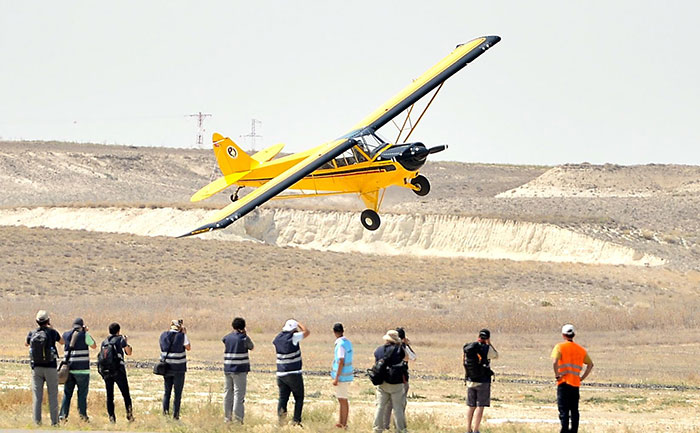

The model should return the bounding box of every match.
[368,345,400,385]
[463,341,493,382]
[97,336,122,378]
[29,328,54,366]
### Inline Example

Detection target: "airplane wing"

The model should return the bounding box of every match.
[179,138,354,237]
[346,35,500,135]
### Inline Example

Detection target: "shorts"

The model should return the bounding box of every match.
[334,381,350,399]
[466,382,491,407]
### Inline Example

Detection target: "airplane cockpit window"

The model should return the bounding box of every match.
[335,148,359,167]
[355,132,388,157]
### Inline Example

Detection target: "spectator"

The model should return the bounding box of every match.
[159,319,191,420]
[59,317,97,422]
[222,317,254,423]
[25,310,64,426]
[273,319,310,426]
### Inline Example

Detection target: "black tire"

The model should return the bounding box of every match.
[360,209,381,231]
[411,175,430,196]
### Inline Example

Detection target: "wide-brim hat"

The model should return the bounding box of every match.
[383,329,400,344]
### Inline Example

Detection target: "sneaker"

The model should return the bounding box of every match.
[127,412,135,422]
[109,415,116,424]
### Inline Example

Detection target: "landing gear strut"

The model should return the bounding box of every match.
[360,209,381,231]
[410,175,430,196]
[230,186,243,202]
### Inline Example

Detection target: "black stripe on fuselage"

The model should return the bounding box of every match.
[242,163,397,183]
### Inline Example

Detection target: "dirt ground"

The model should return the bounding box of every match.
[1,140,699,431]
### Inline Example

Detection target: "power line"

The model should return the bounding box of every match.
[240,118,262,151]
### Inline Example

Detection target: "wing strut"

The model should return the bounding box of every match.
[392,82,444,144]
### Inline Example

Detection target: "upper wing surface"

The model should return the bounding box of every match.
[347,35,500,134]
[180,138,354,237]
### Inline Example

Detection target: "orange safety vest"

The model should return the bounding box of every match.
[555,341,587,387]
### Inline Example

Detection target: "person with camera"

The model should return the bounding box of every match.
[463,328,498,433]
[59,317,97,422]
[25,310,64,426]
[372,329,407,433]
[100,322,133,423]
[222,317,254,423]
[273,319,310,426]
[382,327,416,430]
[159,319,191,420]
[551,324,593,433]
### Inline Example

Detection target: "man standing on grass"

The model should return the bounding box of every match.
[273,319,310,427]
[330,322,353,428]
[552,324,593,433]
[222,316,254,423]
[26,310,64,426]
[59,317,97,422]
[100,322,134,423]
[463,328,498,433]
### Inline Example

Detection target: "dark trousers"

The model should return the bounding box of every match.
[104,369,132,419]
[60,373,90,419]
[277,373,304,423]
[557,383,580,433]
[163,372,186,419]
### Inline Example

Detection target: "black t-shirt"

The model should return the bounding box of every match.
[26,327,61,368]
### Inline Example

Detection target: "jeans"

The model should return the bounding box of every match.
[557,383,580,433]
[277,373,304,423]
[163,372,186,419]
[373,382,407,433]
[31,366,59,425]
[224,372,248,422]
[60,373,90,419]
[104,369,133,420]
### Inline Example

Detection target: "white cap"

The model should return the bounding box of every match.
[561,324,575,336]
[282,319,298,332]
[36,310,50,323]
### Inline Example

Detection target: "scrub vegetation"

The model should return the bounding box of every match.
[1,141,699,431]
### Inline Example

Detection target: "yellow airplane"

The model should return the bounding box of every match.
[181,35,500,237]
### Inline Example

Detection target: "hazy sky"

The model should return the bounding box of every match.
[2,1,699,165]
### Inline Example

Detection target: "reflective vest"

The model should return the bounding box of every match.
[63,330,90,371]
[223,332,250,373]
[160,331,187,373]
[331,337,354,382]
[273,331,302,375]
[555,340,587,387]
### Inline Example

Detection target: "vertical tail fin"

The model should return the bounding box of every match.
[212,133,258,175]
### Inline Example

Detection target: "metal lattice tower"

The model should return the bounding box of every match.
[240,118,262,151]
[187,112,212,148]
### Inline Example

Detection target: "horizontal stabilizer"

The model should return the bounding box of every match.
[251,143,285,164]
[190,172,249,202]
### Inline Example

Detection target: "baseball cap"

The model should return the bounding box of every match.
[36,310,50,324]
[332,323,344,333]
[283,319,298,332]
[73,317,84,329]
[561,324,575,336]
[479,328,490,339]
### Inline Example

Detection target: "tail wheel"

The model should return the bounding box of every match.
[411,175,430,196]
[360,209,381,231]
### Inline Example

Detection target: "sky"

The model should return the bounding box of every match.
[1,1,699,165]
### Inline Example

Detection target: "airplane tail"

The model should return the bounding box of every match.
[212,133,257,175]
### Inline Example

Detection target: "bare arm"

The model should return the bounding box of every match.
[581,362,594,381]
[297,322,310,338]
[553,359,560,379]
[123,336,133,356]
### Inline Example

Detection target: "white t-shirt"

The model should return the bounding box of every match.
[292,331,304,346]
[334,336,348,359]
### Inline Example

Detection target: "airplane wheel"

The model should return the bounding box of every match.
[360,209,381,231]
[411,175,430,196]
